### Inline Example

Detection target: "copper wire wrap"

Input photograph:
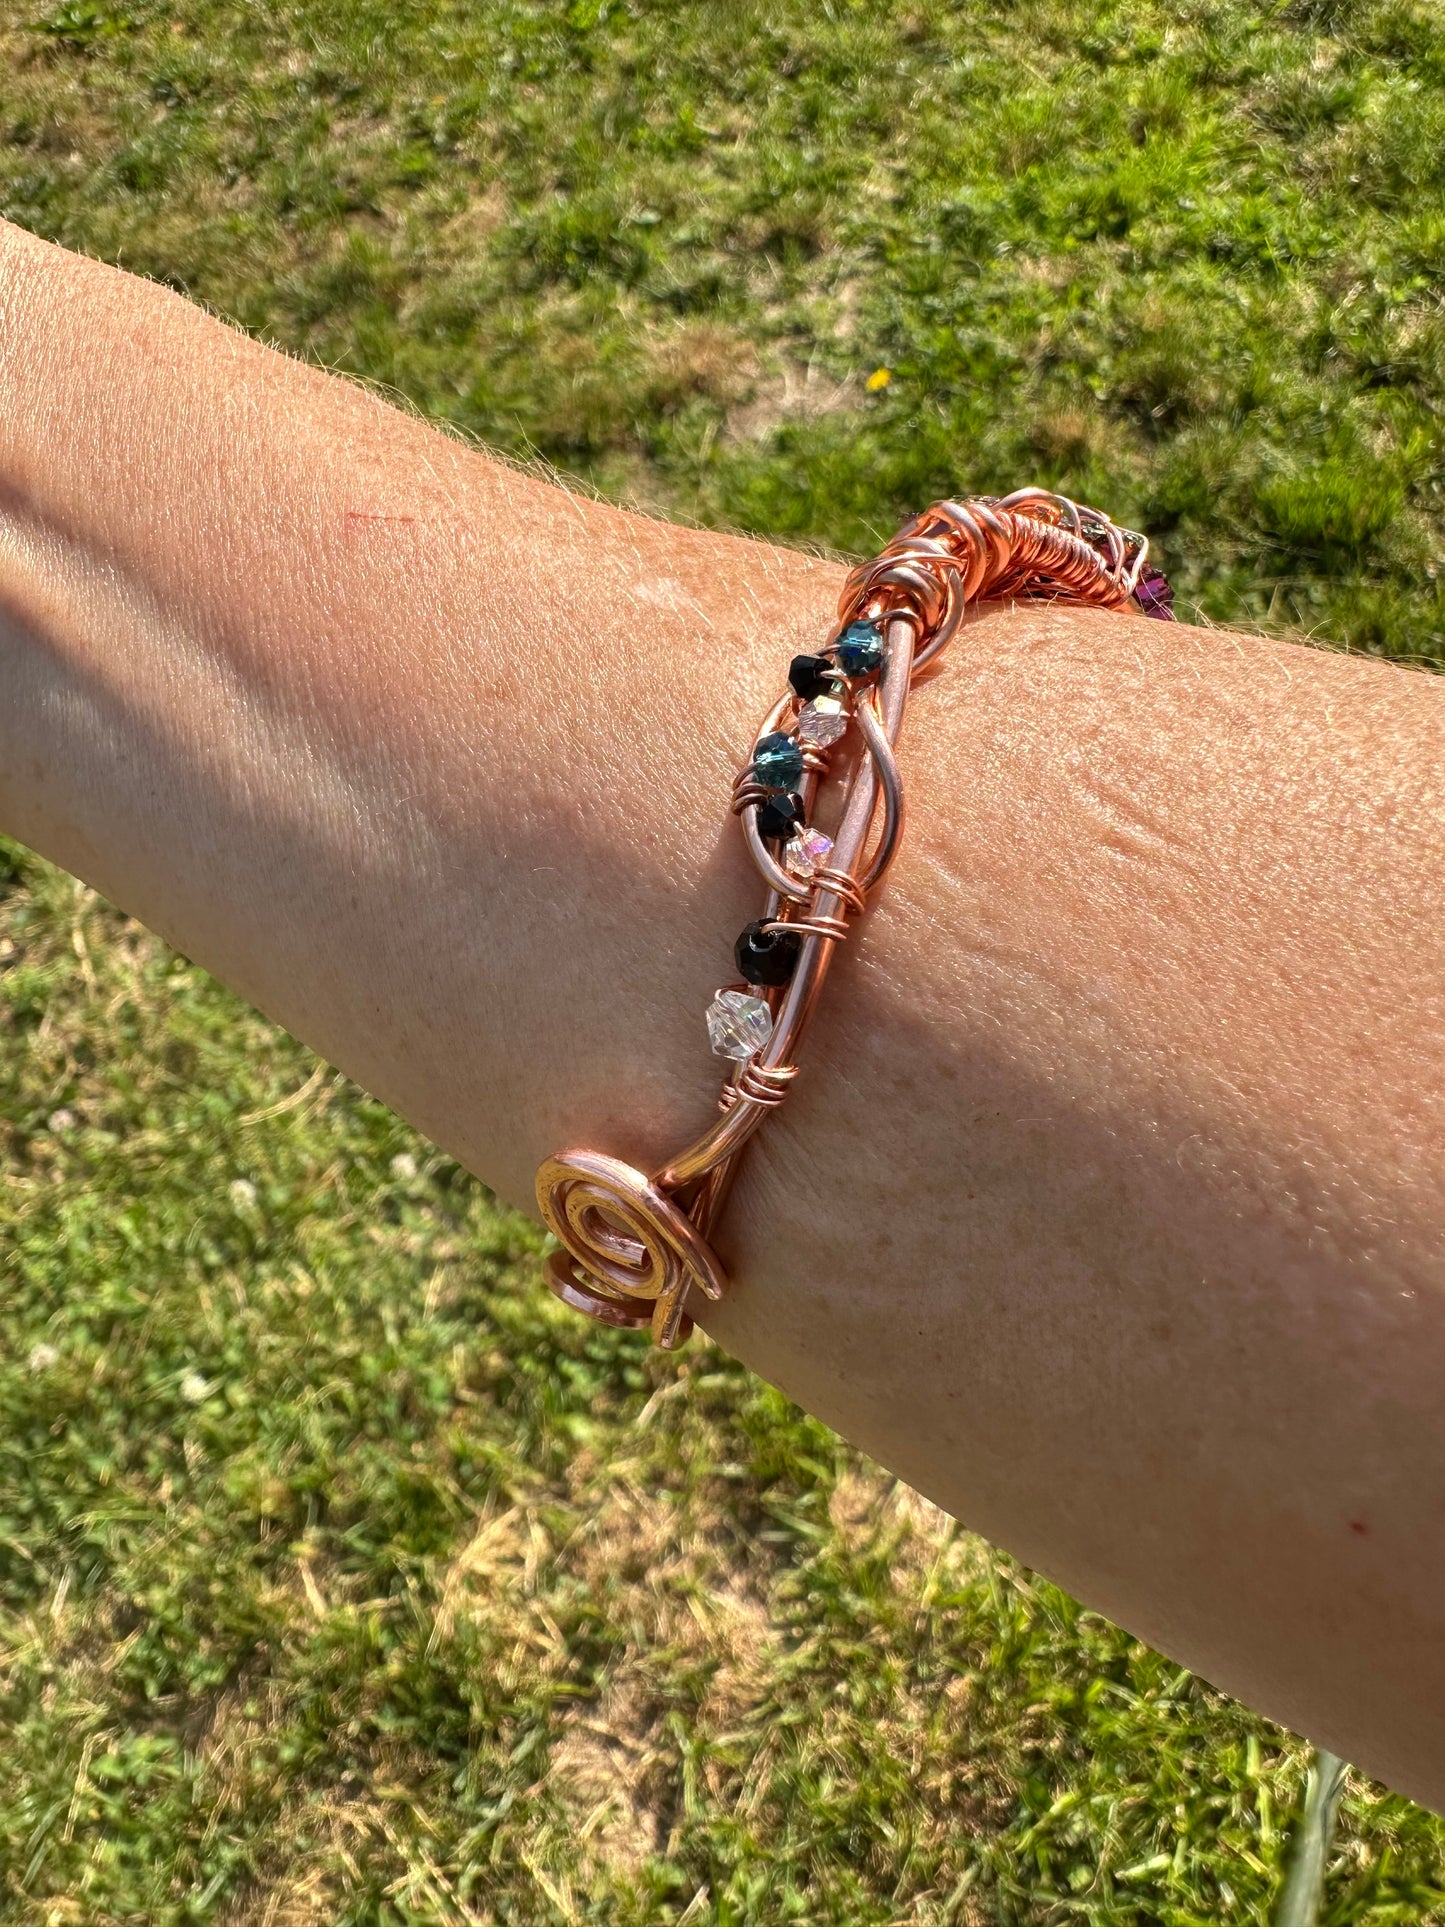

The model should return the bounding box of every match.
[535,490,1159,1347]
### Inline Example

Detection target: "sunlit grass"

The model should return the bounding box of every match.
[2,1,1444,1920]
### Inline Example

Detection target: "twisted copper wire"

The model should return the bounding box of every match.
[839,493,1138,657]
[762,914,851,943]
[735,1061,798,1105]
[730,778,771,813]
[811,867,868,916]
[535,491,1155,1347]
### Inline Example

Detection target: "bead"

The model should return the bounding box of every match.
[835,618,886,676]
[797,696,848,746]
[706,988,774,1060]
[784,827,834,880]
[789,653,840,701]
[1136,566,1176,620]
[734,918,801,987]
[752,731,805,790]
[756,790,805,840]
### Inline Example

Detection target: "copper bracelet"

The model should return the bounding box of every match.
[535,489,1174,1348]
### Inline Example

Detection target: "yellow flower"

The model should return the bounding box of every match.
[866,367,892,392]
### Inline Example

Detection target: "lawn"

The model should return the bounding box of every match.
[1,1,1443,1921]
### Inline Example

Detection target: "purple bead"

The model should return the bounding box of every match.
[1136,567,1176,621]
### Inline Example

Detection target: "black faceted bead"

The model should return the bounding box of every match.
[734,919,801,987]
[756,790,805,841]
[789,653,840,702]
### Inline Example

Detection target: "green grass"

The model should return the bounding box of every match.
[1,1,1444,1920]
[6,0,1445,659]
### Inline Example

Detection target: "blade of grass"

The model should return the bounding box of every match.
[1275,1747,1349,1927]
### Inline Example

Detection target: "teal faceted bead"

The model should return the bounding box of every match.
[835,618,885,676]
[753,731,805,790]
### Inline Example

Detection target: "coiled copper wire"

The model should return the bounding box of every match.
[536,491,1156,1346]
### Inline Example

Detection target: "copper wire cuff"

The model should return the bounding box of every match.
[535,490,1171,1347]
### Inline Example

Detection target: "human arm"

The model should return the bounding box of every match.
[2,221,1443,1804]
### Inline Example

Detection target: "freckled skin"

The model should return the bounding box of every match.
[2,221,1444,1806]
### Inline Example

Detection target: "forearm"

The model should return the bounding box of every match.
[3,225,1444,1804]
[0,220,835,1189]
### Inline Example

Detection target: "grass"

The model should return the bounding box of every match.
[0,1,1443,1920]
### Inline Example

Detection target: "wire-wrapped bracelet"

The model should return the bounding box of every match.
[535,488,1175,1348]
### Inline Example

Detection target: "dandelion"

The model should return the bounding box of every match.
[180,1370,212,1405]
[27,1344,59,1374]
[390,1152,419,1181]
[47,1109,77,1133]
[866,367,892,392]
[229,1177,258,1209]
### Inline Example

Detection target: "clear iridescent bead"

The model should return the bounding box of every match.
[706,988,774,1060]
[796,696,848,746]
[784,826,834,879]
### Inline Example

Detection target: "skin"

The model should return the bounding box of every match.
[1,220,1443,1806]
